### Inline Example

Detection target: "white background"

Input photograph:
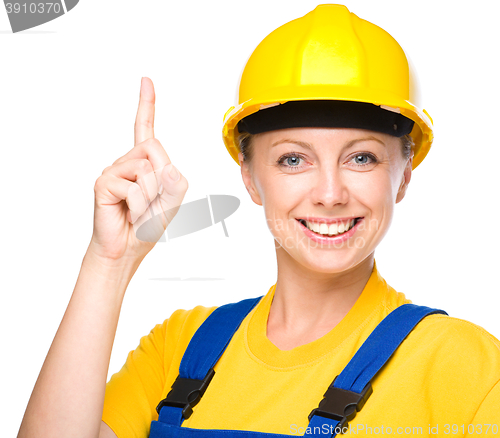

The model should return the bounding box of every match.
[1,0,499,434]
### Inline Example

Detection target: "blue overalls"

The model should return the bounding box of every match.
[149,296,447,437]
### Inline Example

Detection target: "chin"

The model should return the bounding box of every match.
[301,251,369,275]
[278,241,370,275]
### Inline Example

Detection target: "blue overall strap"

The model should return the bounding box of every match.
[156,296,263,426]
[307,304,448,436]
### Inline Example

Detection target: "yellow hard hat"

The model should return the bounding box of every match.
[222,4,433,170]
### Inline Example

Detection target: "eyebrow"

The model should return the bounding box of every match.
[271,135,386,151]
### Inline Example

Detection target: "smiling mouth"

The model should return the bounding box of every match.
[297,218,362,237]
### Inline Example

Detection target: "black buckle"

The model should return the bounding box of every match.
[156,368,215,419]
[308,376,373,432]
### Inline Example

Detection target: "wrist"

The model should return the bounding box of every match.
[82,247,140,286]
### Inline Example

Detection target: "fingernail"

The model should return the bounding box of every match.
[168,164,180,182]
[158,183,164,195]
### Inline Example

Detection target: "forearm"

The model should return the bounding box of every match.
[17,249,140,438]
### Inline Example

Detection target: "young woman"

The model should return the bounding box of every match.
[17,4,500,438]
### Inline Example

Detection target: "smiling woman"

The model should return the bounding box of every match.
[238,127,412,279]
[97,3,500,435]
[16,4,500,438]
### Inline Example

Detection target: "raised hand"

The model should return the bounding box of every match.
[89,77,188,263]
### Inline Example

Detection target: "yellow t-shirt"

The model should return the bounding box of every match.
[102,262,500,437]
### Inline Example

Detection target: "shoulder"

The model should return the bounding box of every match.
[401,312,500,387]
[128,303,219,379]
[382,286,500,360]
[158,303,219,346]
[380,288,500,358]
[370,308,500,419]
[411,312,500,353]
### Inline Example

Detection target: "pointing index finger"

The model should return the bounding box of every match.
[134,77,155,146]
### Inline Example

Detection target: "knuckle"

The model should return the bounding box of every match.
[138,138,169,163]
[176,175,189,193]
[134,158,153,177]
[144,137,161,149]
[94,175,104,192]
[136,158,154,173]
[101,165,113,175]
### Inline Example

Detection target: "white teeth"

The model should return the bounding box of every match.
[319,223,329,234]
[304,219,355,236]
[329,223,339,235]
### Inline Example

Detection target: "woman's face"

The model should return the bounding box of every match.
[239,127,413,274]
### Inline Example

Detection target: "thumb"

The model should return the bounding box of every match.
[159,163,183,193]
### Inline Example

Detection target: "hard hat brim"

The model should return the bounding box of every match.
[223,87,433,170]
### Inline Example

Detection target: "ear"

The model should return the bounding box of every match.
[396,155,413,204]
[239,152,263,206]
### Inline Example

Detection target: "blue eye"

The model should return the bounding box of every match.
[350,153,376,167]
[285,156,301,166]
[277,153,305,170]
[354,155,368,164]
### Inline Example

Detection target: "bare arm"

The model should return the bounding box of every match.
[17,77,188,438]
[17,249,137,438]
[100,420,119,438]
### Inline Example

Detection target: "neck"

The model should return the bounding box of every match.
[267,249,375,350]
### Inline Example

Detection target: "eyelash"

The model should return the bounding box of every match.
[276,152,378,170]
[276,153,305,171]
[349,153,378,167]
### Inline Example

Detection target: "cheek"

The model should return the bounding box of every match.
[257,172,308,209]
[256,174,309,233]
[350,172,395,213]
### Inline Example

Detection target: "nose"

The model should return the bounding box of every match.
[309,166,349,209]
